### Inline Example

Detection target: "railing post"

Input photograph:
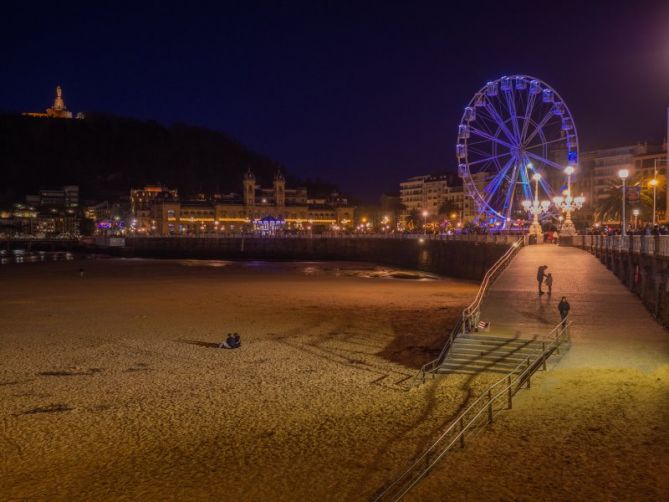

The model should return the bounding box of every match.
[487,389,493,423]
[507,374,513,409]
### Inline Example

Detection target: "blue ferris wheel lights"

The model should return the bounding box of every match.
[458,75,579,221]
[458,124,470,139]
[500,76,512,92]
[529,80,541,94]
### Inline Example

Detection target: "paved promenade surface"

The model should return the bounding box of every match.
[410,244,669,501]
[481,243,669,370]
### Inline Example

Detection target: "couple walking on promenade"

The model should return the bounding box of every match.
[536,265,553,295]
[537,265,570,321]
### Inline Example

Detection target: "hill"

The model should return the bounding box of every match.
[0,113,318,205]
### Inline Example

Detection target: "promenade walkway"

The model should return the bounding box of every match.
[410,243,669,500]
[480,243,669,370]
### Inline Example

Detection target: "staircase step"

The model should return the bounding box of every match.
[447,354,533,366]
[445,357,526,370]
[455,336,544,348]
[460,334,541,343]
[449,347,542,359]
[437,363,517,375]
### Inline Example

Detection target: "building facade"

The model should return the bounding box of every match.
[399,173,475,222]
[578,142,667,222]
[132,170,354,235]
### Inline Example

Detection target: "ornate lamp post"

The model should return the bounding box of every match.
[618,169,629,236]
[522,173,550,238]
[632,208,640,230]
[552,165,585,236]
[422,210,428,235]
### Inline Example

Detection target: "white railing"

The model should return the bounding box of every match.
[122,233,525,244]
[571,234,669,257]
[410,237,526,385]
[375,318,572,501]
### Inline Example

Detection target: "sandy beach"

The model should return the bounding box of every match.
[0,258,488,500]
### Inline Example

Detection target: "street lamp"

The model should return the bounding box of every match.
[522,173,550,238]
[422,210,428,234]
[552,165,585,236]
[618,169,629,236]
[649,178,658,227]
[632,208,640,230]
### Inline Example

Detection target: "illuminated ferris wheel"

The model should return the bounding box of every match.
[456,75,578,226]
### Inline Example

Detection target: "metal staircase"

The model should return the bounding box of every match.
[438,334,546,375]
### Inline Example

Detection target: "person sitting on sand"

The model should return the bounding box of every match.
[219,333,241,349]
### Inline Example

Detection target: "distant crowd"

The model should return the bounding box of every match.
[586,224,669,236]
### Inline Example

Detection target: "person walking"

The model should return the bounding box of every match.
[558,296,570,321]
[537,265,548,295]
[545,273,553,295]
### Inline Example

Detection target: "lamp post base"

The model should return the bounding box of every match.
[559,216,577,237]
[529,221,543,237]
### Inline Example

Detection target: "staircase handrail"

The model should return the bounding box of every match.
[375,317,571,501]
[410,237,525,386]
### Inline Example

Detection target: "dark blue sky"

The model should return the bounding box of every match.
[2,1,669,200]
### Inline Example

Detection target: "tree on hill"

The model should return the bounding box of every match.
[0,113,291,204]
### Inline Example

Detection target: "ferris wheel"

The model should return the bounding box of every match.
[456,75,578,226]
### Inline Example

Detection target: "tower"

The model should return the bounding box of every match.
[243,168,256,206]
[274,170,285,207]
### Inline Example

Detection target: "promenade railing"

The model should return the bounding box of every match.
[411,236,526,385]
[375,317,572,502]
[119,233,524,244]
[571,234,669,257]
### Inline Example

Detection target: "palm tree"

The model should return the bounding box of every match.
[438,199,460,217]
[595,174,665,223]
[404,208,420,230]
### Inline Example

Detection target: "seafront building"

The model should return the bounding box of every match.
[0,185,81,236]
[399,173,476,223]
[130,170,354,235]
[577,142,667,223]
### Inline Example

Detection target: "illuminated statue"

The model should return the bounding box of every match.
[23,85,83,119]
[46,85,72,118]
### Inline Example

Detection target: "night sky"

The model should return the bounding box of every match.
[2,1,669,201]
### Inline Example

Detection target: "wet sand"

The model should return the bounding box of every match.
[0,259,487,500]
